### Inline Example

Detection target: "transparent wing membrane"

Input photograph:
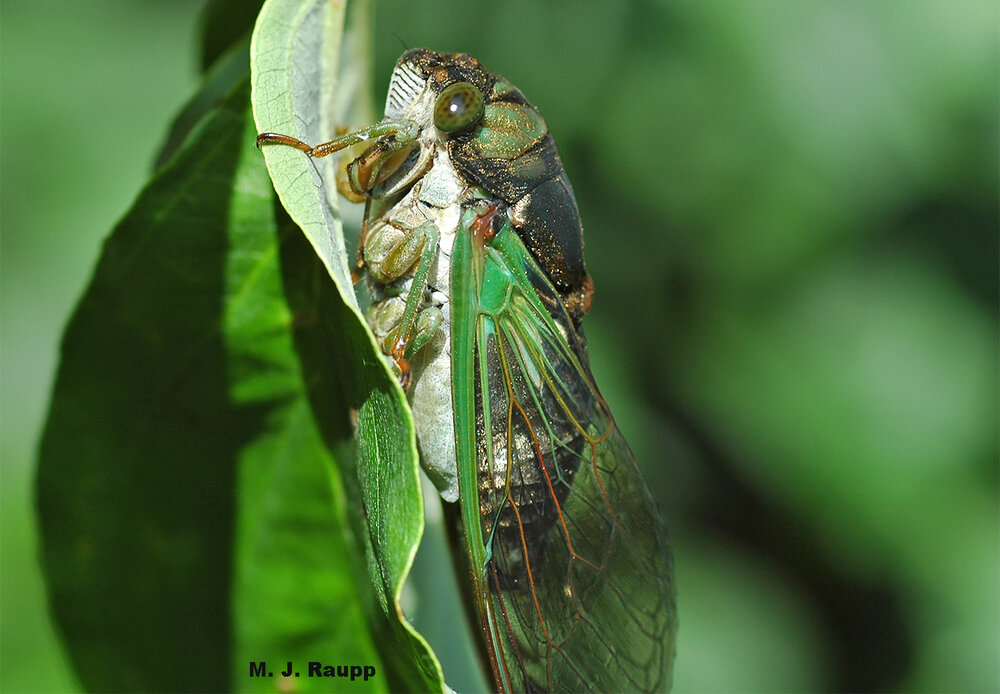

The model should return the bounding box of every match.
[453,221,676,693]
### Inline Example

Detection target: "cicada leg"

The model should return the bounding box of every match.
[352,197,375,286]
[257,120,424,286]
[364,219,441,389]
[255,119,418,160]
[257,120,438,387]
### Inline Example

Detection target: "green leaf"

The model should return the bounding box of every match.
[154,33,254,170]
[250,0,445,691]
[250,0,355,300]
[225,107,387,692]
[199,0,264,73]
[38,1,444,690]
[35,75,390,691]
[36,80,253,693]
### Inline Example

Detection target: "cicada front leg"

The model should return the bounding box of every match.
[256,120,423,285]
[364,218,441,389]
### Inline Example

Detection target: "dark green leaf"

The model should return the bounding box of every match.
[250,0,445,690]
[154,34,253,170]
[225,105,386,692]
[199,0,264,73]
[37,77,384,692]
[37,79,254,693]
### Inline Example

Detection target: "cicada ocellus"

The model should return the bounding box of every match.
[259,49,677,693]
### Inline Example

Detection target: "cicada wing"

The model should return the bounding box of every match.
[451,220,677,693]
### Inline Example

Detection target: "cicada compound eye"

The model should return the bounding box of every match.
[433,82,484,134]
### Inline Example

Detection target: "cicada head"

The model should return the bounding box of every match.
[345,50,492,199]
[384,49,490,129]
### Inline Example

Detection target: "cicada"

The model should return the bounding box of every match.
[258,49,677,693]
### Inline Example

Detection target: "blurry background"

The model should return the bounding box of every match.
[3,2,205,692]
[2,1,996,692]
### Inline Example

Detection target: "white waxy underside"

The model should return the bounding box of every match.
[409,151,464,502]
[371,59,470,502]
[378,148,466,502]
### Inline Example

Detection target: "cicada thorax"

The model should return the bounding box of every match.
[390,49,594,324]
[449,80,593,324]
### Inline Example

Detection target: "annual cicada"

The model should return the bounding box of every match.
[258,49,677,693]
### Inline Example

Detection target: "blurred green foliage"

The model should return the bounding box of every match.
[2,2,206,692]
[2,0,997,692]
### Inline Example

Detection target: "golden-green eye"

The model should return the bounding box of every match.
[433,82,484,133]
